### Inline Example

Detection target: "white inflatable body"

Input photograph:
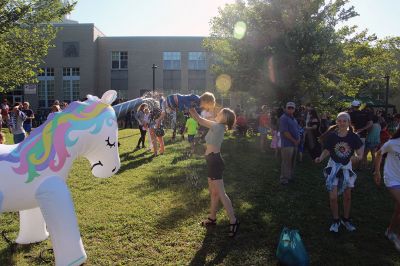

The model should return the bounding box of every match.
[0,90,120,266]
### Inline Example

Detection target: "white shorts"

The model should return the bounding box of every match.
[384,175,400,188]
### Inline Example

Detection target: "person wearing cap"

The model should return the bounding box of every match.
[348,100,373,169]
[348,100,373,141]
[279,102,300,185]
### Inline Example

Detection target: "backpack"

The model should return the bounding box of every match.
[276,227,309,266]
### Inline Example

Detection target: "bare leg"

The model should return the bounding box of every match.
[16,208,49,244]
[213,179,236,223]
[343,188,352,219]
[388,188,400,234]
[329,187,339,219]
[150,129,158,155]
[208,178,219,220]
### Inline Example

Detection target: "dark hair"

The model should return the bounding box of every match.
[392,127,400,140]
[380,121,387,129]
[372,115,379,124]
[13,102,21,107]
[222,108,236,130]
[309,109,319,120]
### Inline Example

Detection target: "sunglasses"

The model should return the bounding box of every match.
[287,106,295,110]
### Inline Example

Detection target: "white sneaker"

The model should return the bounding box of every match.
[385,229,400,251]
[329,220,341,233]
[341,218,356,232]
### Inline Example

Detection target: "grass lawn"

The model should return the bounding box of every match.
[1,128,400,265]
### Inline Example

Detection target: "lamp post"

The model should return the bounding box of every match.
[384,75,390,116]
[152,64,158,94]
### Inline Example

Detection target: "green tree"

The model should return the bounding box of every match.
[338,33,400,102]
[0,0,75,92]
[204,0,358,106]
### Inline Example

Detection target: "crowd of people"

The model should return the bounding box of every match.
[225,99,400,251]
[1,93,400,246]
[0,99,70,145]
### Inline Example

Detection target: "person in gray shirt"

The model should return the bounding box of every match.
[8,102,26,144]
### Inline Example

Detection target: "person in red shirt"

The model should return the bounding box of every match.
[236,112,248,137]
[258,105,270,151]
[379,121,391,149]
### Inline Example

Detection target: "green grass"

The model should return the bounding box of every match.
[1,129,400,265]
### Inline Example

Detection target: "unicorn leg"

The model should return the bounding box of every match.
[15,207,49,244]
[35,176,87,266]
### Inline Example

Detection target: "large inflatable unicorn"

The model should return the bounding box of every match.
[0,90,120,266]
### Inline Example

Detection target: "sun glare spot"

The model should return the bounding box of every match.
[216,74,232,93]
[234,21,246,39]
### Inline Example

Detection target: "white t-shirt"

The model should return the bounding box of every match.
[381,138,400,187]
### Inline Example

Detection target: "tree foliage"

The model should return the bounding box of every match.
[0,0,75,92]
[205,0,400,108]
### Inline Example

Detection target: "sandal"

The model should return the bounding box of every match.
[228,219,240,237]
[200,217,217,227]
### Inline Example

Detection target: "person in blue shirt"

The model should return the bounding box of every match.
[279,102,300,185]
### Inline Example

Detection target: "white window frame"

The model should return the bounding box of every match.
[112,51,128,69]
[38,67,55,108]
[63,67,80,102]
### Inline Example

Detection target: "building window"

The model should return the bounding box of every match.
[188,70,206,91]
[112,51,128,69]
[37,67,55,108]
[163,52,181,70]
[63,42,79,57]
[63,67,80,103]
[163,70,181,90]
[188,52,207,70]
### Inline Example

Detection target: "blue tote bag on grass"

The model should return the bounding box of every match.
[276,227,309,266]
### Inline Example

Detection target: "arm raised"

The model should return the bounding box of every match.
[189,108,216,129]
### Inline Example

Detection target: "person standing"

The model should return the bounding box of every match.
[279,102,300,185]
[305,109,321,159]
[185,113,199,155]
[22,101,35,135]
[135,103,148,150]
[374,127,400,252]
[8,102,27,144]
[316,112,363,233]
[349,100,373,143]
[258,105,270,151]
[1,98,9,130]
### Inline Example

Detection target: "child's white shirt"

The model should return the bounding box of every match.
[381,138,400,184]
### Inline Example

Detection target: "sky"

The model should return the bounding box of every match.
[69,0,400,38]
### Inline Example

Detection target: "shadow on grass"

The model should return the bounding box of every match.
[189,228,235,266]
[0,242,45,266]
[118,150,155,174]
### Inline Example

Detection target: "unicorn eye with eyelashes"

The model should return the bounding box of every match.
[105,137,116,148]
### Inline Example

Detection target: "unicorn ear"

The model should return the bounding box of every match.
[101,90,117,105]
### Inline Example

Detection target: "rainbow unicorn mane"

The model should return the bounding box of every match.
[0,98,116,183]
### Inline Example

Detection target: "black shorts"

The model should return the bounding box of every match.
[206,152,225,180]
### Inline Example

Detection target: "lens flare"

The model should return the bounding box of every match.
[216,74,232,93]
[234,21,246,40]
[268,57,276,84]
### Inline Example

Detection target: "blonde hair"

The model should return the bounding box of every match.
[200,92,216,104]
[336,112,351,122]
